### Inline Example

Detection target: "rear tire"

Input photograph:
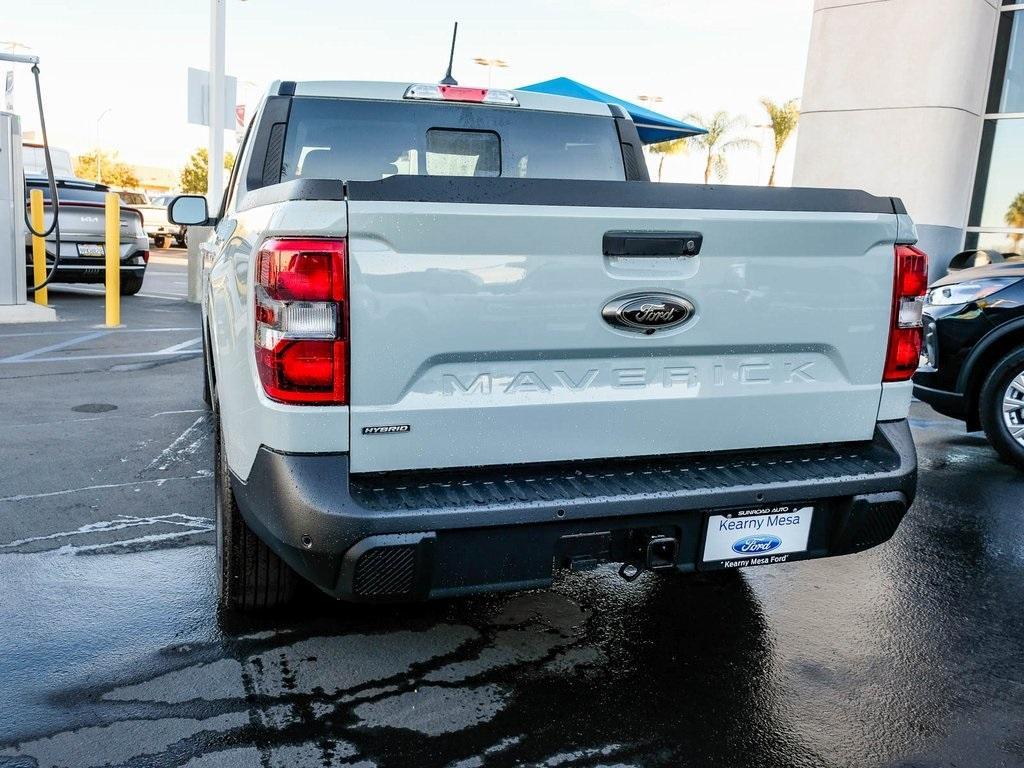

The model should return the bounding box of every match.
[120,274,144,295]
[979,347,1024,471]
[215,416,297,611]
[155,235,169,249]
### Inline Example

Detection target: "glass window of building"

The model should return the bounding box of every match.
[969,7,1024,260]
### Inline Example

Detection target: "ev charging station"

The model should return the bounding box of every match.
[0,52,56,323]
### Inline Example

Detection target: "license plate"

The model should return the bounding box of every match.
[77,244,104,257]
[702,506,813,567]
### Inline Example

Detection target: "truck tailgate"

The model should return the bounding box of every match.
[346,178,899,473]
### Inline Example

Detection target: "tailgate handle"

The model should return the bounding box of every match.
[603,231,703,257]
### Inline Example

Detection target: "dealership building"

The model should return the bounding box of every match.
[794,0,1024,277]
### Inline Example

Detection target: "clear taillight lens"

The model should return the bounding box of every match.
[254,238,347,404]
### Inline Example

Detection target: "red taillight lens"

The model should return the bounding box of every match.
[254,239,348,405]
[884,244,929,382]
[439,85,488,102]
[257,238,345,301]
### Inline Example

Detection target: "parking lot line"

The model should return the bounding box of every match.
[58,286,185,301]
[153,337,202,355]
[1,348,202,364]
[0,331,110,363]
[0,475,210,504]
[0,328,197,338]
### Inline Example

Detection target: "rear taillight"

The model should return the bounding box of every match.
[254,238,348,404]
[883,244,929,382]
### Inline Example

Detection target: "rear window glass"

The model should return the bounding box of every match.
[425,129,500,177]
[280,97,624,183]
[119,192,148,206]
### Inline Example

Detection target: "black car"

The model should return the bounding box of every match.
[913,260,1024,469]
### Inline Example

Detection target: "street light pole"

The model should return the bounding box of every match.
[208,0,226,209]
[472,57,508,87]
[95,108,112,182]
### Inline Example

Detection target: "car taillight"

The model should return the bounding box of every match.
[254,238,347,404]
[883,244,929,382]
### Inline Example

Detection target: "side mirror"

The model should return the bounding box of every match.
[947,249,1004,272]
[168,195,210,226]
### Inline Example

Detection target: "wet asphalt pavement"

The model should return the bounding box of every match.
[1,254,1023,767]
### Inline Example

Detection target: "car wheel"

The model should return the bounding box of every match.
[214,413,297,611]
[155,236,168,249]
[119,274,144,295]
[979,346,1024,471]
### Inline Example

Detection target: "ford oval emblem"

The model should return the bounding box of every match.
[602,292,695,334]
[731,535,783,555]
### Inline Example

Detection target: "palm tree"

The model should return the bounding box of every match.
[646,137,688,182]
[759,98,800,186]
[685,111,758,184]
[1006,191,1024,251]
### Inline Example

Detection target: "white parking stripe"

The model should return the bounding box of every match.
[0,474,211,503]
[0,348,202,364]
[61,287,185,301]
[0,331,110,363]
[0,327,196,338]
[154,337,202,355]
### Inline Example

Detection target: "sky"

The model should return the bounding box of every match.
[3,0,814,186]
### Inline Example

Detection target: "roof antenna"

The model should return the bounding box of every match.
[440,22,459,85]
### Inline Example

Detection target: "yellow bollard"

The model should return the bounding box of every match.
[105,192,121,327]
[29,189,48,306]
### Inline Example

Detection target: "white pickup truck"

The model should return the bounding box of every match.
[170,81,926,611]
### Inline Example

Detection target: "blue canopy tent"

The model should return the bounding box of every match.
[518,77,706,144]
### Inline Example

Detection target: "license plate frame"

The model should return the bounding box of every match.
[77,243,104,257]
[700,504,815,570]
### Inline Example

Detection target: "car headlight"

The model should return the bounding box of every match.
[927,277,1020,306]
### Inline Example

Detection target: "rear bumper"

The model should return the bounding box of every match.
[25,263,146,285]
[912,381,967,420]
[231,419,918,602]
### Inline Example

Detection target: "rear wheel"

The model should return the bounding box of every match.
[155,235,169,249]
[215,416,297,611]
[120,273,144,295]
[979,347,1024,471]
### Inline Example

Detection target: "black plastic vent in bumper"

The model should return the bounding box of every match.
[352,545,418,597]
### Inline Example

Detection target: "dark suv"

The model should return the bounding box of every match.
[913,260,1024,469]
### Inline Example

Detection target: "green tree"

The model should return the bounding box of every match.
[74,150,140,188]
[1006,192,1024,251]
[685,111,758,184]
[759,97,800,186]
[179,147,236,194]
[646,137,688,182]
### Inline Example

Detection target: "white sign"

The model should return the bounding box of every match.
[702,506,813,564]
[187,67,237,127]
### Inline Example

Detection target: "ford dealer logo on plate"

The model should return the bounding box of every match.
[731,534,783,555]
[601,293,695,334]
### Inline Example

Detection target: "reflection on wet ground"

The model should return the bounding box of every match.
[0,394,1022,766]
